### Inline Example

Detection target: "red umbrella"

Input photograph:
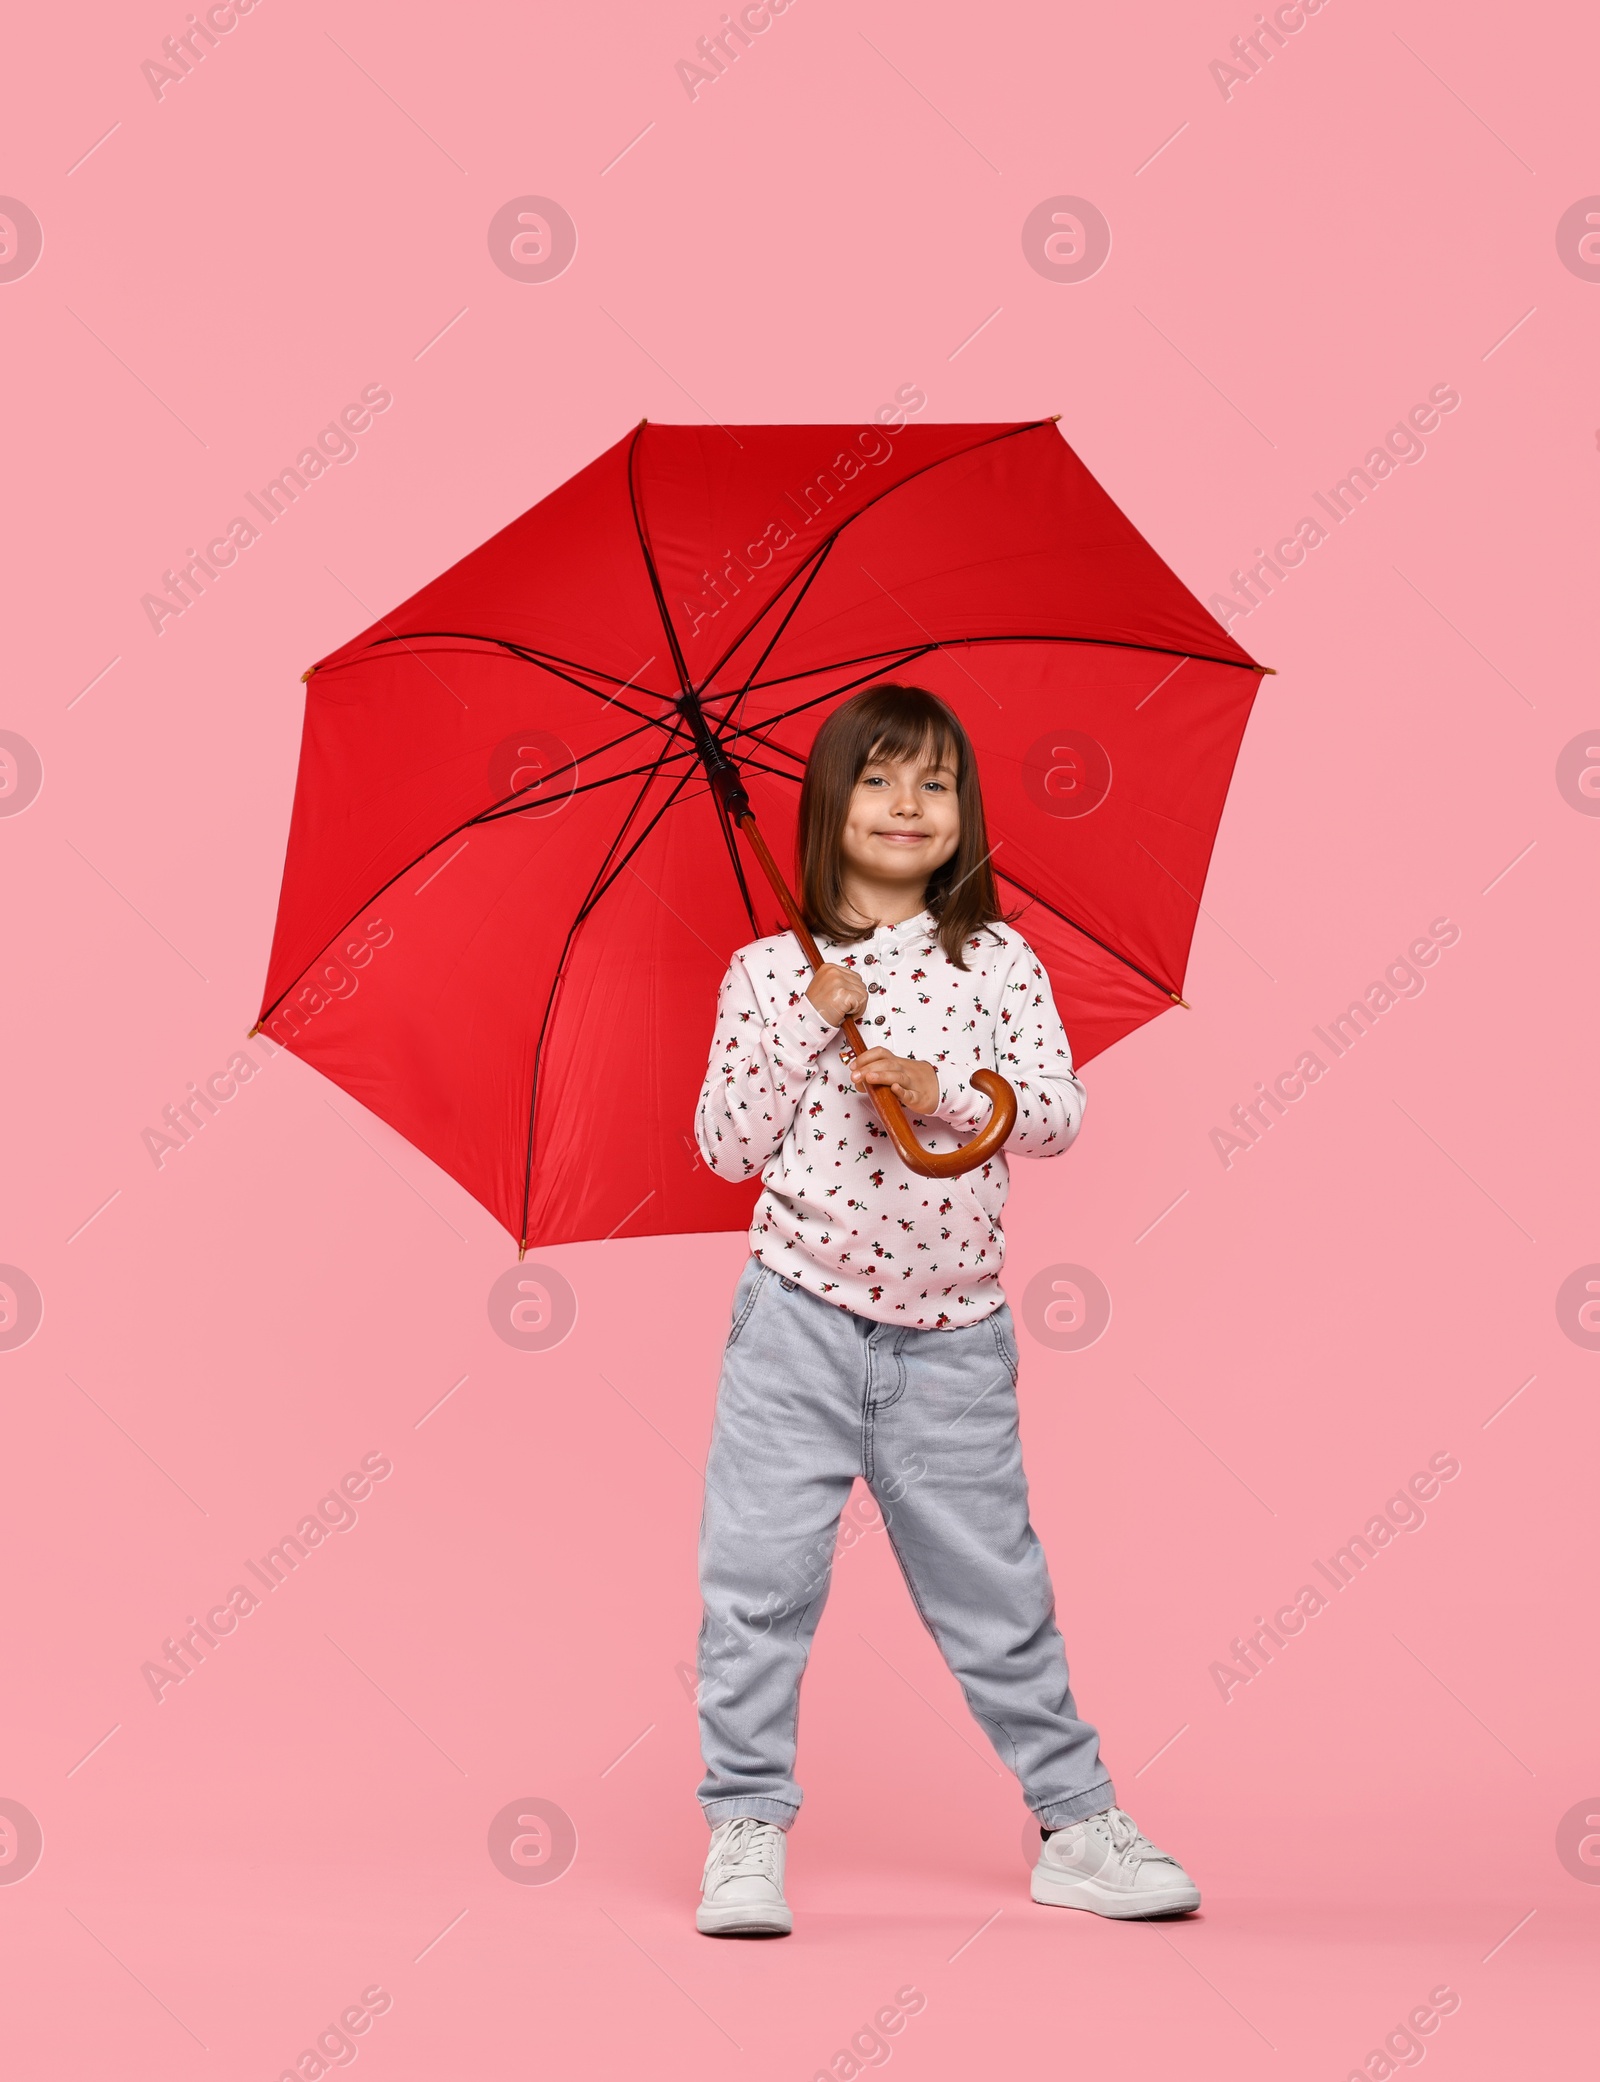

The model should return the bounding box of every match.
[255,418,1268,1252]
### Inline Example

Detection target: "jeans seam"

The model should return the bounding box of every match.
[879,1521,1028,1779]
[880,1519,943,1645]
[726,1261,768,1348]
[1033,1782,1117,1826]
[875,1332,908,1410]
[860,1335,876,1485]
[989,1312,1019,1386]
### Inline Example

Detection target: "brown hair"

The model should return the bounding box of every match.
[797,684,1004,971]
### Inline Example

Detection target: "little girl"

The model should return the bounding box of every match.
[691,684,1199,1935]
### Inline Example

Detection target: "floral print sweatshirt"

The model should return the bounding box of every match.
[694,907,1086,1329]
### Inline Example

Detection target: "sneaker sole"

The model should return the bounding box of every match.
[1030,1870,1200,1919]
[696,1902,793,1937]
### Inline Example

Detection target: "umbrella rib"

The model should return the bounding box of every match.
[992,865,1180,1002]
[691,420,1067,692]
[624,420,695,697]
[699,629,1263,804]
[723,631,1261,707]
[704,647,937,758]
[354,628,671,732]
[706,533,839,704]
[363,631,659,693]
[722,750,806,783]
[712,786,760,935]
[518,749,703,1247]
[614,419,766,931]
[710,699,1190,1005]
[470,717,690,817]
[573,759,707,927]
[472,740,702,824]
[574,716,697,914]
[255,741,702,1028]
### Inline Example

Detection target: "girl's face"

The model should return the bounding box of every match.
[839,737,962,898]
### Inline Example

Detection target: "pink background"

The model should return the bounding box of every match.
[3,1,1595,2075]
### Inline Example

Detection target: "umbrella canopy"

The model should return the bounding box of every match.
[257,418,1266,1250]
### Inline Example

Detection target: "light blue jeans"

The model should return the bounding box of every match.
[696,1256,1115,1830]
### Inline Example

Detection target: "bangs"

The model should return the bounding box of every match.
[862,709,961,779]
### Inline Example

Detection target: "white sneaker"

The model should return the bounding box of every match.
[696,1817,792,1937]
[1030,1805,1200,1918]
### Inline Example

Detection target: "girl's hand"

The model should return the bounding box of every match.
[848,1047,939,1115]
[806,962,869,1027]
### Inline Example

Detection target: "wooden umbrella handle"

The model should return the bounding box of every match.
[735,812,1018,1180]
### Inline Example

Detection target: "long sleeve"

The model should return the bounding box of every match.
[695,915,1081,1328]
[933,946,1086,1158]
[694,952,836,1181]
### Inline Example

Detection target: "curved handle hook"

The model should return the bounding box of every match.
[841,1026,1018,1178]
[734,810,1019,1180]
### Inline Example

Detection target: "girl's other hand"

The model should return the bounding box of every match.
[806,963,869,1027]
[848,1047,939,1115]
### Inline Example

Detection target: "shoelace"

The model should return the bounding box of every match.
[1102,1807,1170,1865]
[711,1818,779,1882]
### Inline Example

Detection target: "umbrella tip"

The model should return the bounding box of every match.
[300,668,314,682]
[1171,992,1192,1010]
[1048,412,1062,422]
[1259,665,1278,675]
[247,1021,261,1038]
[518,1239,527,1262]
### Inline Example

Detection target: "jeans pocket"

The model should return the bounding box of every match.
[726,1258,769,1348]
[989,1306,1020,1386]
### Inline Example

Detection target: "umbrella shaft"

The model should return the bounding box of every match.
[734,812,823,971]
[734,810,889,1094]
